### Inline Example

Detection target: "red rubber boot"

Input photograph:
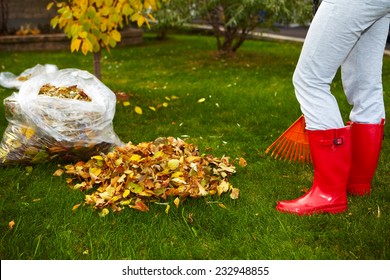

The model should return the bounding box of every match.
[347,120,385,196]
[276,127,351,215]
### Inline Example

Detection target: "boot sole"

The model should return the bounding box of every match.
[276,204,347,215]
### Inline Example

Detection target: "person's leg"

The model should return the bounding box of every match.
[341,14,389,195]
[293,0,389,130]
[342,14,389,124]
[277,1,389,214]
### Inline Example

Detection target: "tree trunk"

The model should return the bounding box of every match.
[93,51,101,80]
[0,0,9,35]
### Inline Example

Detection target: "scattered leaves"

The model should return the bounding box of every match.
[57,137,239,215]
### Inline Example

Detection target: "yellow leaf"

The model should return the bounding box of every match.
[218,203,228,209]
[89,167,102,176]
[168,159,180,170]
[8,220,15,230]
[123,189,130,198]
[162,102,169,107]
[79,31,88,38]
[81,38,93,55]
[123,101,130,106]
[120,200,131,206]
[130,154,142,162]
[72,203,81,211]
[197,98,206,103]
[171,171,183,178]
[70,38,81,52]
[53,169,64,176]
[137,16,146,27]
[91,155,103,160]
[135,106,143,115]
[46,2,54,10]
[230,188,240,199]
[128,182,143,194]
[217,181,230,196]
[25,166,33,174]
[239,157,247,167]
[25,127,35,139]
[149,106,156,111]
[198,183,208,196]
[99,208,109,217]
[165,204,171,214]
[174,197,180,209]
[111,29,121,42]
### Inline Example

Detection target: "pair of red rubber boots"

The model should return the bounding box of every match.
[276,120,385,215]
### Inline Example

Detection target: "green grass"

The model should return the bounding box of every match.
[0,33,389,260]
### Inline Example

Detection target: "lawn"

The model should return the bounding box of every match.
[0,33,389,260]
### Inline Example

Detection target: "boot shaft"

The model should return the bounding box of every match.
[308,127,352,190]
[347,120,385,195]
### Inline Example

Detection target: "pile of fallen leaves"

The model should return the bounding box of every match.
[54,137,242,216]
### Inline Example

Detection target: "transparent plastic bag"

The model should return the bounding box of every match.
[0,64,58,89]
[0,69,123,165]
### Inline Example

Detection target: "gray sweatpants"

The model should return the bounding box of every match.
[293,0,390,130]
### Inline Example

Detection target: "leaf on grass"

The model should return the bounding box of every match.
[135,106,143,115]
[174,197,180,209]
[230,188,240,199]
[8,220,15,230]
[72,203,81,211]
[149,106,156,111]
[123,101,130,106]
[197,98,206,103]
[53,169,64,176]
[25,166,33,175]
[165,204,171,214]
[99,208,109,217]
[218,203,227,209]
[239,157,247,167]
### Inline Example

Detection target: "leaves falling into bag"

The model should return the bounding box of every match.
[55,137,241,215]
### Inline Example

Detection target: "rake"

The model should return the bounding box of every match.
[265,115,312,163]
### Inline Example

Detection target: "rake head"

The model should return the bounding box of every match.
[265,115,312,163]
